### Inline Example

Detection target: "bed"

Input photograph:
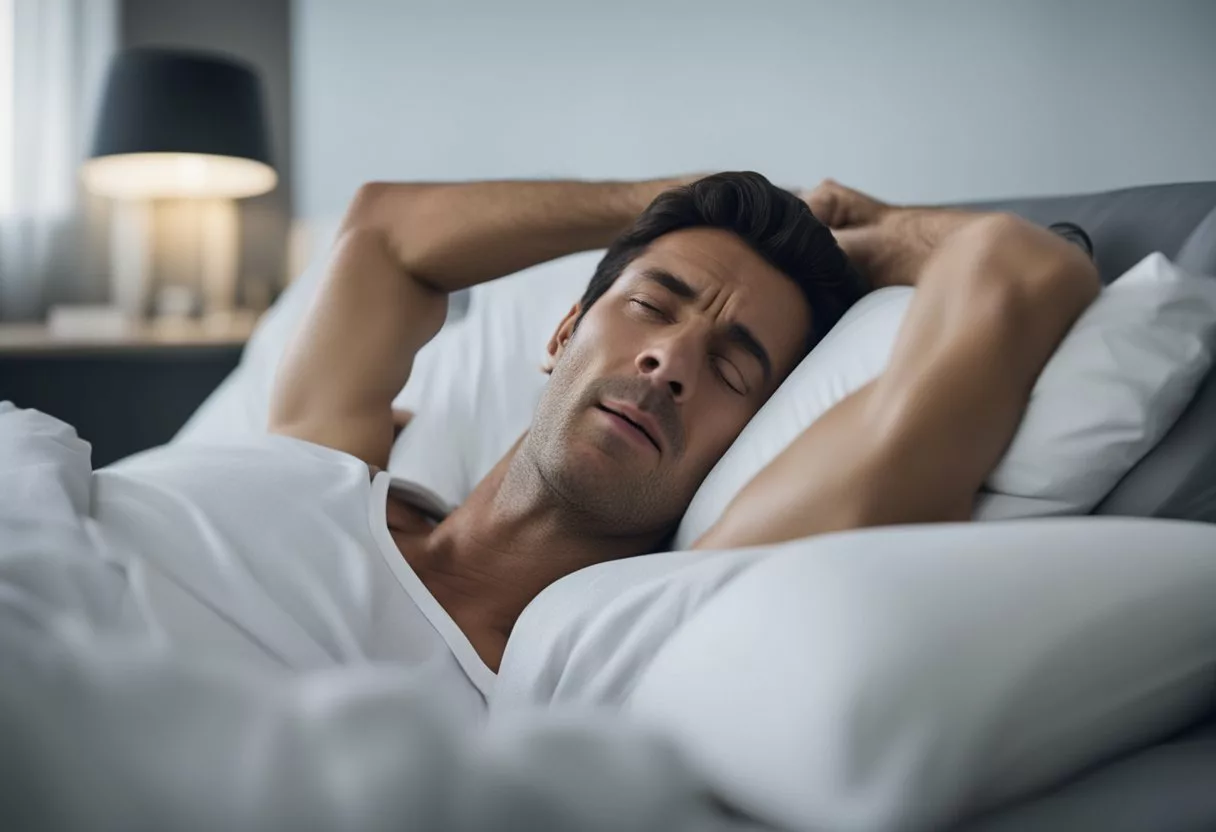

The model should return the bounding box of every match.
[3,180,1215,831]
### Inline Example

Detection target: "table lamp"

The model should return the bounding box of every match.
[82,48,276,320]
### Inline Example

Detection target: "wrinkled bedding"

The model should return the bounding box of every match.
[0,403,747,832]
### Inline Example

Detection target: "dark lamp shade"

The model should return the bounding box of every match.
[82,48,276,199]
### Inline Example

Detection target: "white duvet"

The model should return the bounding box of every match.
[4,401,1216,832]
[0,403,744,832]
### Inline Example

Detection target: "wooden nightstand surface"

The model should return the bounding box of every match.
[0,314,257,356]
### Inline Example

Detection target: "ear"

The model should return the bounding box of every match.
[542,303,582,375]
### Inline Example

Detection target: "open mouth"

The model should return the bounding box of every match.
[595,404,661,453]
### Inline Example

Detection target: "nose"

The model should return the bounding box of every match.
[636,332,698,403]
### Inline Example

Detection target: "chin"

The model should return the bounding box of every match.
[559,462,687,537]
[550,444,624,496]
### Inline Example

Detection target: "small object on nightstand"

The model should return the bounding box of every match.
[197,308,259,336]
[46,305,131,339]
[153,284,199,320]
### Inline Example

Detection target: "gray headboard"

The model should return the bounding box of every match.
[961,181,1216,522]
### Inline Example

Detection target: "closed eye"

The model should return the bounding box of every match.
[713,355,747,395]
[630,298,669,320]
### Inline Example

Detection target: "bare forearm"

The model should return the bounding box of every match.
[341,177,698,293]
[698,214,1099,551]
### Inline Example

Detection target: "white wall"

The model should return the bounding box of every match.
[294,0,1216,223]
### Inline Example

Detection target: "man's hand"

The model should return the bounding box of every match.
[800,179,905,290]
[800,180,992,292]
[800,178,891,230]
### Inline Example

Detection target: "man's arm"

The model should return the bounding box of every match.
[269,177,695,468]
[695,184,1100,549]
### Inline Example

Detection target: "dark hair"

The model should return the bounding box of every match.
[577,171,866,353]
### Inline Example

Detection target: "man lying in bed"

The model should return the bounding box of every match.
[262,172,1097,674]
[51,172,1095,716]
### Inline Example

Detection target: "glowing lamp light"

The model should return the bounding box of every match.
[82,152,276,200]
[84,48,275,200]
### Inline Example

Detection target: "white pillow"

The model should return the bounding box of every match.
[494,517,1216,832]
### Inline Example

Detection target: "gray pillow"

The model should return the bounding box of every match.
[955,184,1216,522]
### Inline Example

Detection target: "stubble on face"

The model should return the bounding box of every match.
[520,331,694,541]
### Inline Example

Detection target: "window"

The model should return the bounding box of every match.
[0,0,13,218]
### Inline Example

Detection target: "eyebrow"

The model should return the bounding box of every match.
[639,268,774,386]
[641,268,699,300]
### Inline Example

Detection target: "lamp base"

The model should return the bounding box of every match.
[109,198,241,321]
[156,197,239,316]
[108,197,243,321]
[109,200,153,319]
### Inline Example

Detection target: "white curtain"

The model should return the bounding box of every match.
[0,0,116,321]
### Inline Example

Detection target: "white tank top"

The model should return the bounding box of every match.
[94,435,494,718]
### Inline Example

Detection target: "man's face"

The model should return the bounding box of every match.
[526,227,812,541]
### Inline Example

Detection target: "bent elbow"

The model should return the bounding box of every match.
[955,213,1100,321]
[340,181,394,233]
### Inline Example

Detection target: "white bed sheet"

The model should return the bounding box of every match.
[0,403,750,832]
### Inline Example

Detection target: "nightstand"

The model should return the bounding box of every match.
[0,316,255,467]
